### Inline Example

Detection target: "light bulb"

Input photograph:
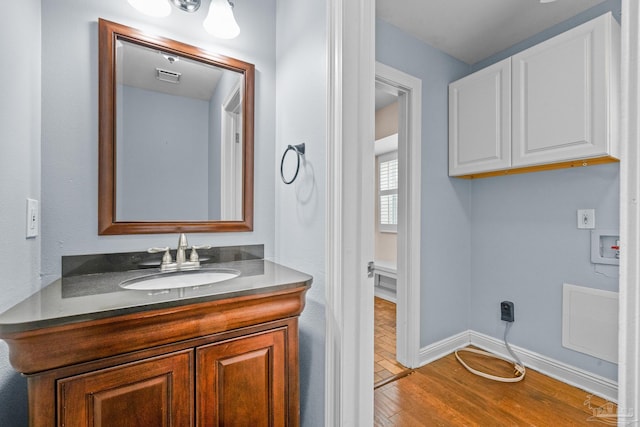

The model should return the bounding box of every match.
[203,0,240,39]
[127,0,172,17]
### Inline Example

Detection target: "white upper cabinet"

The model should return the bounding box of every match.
[449,12,620,178]
[512,13,619,167]
[449,58,511,176]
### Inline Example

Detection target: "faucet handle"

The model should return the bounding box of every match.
[148,247,172,265]
[191,245,212,250]
[189,245,212,262]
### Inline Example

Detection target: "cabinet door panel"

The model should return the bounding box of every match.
[512,14,613,167]
[197,329,287,426]
[449,58,511,176]
[57,350,193,427]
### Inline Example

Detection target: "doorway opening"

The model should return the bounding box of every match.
[372,63,422,382]
[373,87,405,386]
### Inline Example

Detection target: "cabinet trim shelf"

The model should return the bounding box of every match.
[2,284,308,375]
[455,155,618,180]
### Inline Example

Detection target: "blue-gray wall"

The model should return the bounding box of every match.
[376,19,472,346]
[118,85,210,221]
[0,1,41,426]
[470,166,619,380]
[274,0,327,425]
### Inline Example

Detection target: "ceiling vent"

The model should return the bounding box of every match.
[156,68,181,84]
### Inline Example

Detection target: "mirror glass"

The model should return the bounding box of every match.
[99,19,254,234]
[116,40,244,222]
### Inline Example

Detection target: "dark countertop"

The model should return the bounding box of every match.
[0,259,312,334]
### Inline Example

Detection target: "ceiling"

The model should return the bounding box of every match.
[376,0,608,65]
[119,40,228,101]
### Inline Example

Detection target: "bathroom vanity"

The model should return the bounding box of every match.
[0,253,311,427]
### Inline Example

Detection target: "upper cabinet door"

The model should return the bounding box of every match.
[512,13,619,168]
[449,58,511,176]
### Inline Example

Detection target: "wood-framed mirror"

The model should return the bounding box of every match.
[98,19,254,235]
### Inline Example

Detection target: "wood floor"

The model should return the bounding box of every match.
[374,297,410,385]
[373,297,617,425]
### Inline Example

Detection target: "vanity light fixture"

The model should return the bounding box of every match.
[170,0,201,12]
[127,0,240,40]
[203,0,240,39]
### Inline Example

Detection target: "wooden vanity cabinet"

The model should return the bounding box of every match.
[197,328,289,426]
[2,284,308,427]
[57,350,194,427]
[56,326,292,427]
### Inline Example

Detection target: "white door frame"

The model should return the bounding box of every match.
[325,0,375,425]
[375,62,422,368]
[619,0,640,420]
[220,79,243,219]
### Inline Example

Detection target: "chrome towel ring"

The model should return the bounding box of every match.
[280,143,306,184]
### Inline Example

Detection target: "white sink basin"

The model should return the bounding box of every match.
[119,268,240,291]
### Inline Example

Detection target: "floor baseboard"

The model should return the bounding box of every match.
[374,287,396,303]
[418,330,469,365]
[418,329,618,402]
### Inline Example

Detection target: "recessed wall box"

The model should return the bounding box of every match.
[590,229,620,265]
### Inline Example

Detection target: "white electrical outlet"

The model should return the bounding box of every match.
[577,209,595,229]
[26,198,39,238]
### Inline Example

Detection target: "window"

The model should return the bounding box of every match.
[378,151,398,233]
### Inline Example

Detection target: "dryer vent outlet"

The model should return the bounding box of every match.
[501,301,515,322]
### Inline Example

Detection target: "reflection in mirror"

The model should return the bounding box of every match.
[98,19,254,234]
[115,40,244,222]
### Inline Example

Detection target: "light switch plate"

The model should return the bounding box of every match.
[26,198,39,238]
[577,209,595,229]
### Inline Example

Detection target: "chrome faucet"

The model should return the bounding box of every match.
[148,233,211,272]
[176,233,189,266]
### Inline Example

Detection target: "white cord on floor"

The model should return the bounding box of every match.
[454,322,526,383]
